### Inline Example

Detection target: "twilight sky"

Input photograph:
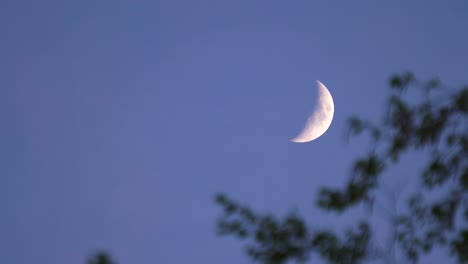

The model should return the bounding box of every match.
[1,1,468,263]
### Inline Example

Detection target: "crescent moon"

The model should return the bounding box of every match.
[290,81,334,143]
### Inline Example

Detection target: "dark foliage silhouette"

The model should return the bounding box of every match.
[215,73,468,263]
[86,251,116,264]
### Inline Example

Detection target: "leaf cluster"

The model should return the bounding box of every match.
[216,194,371,264]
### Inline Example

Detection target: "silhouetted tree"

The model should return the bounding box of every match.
[215,73,468,263]
[86,251,116,264]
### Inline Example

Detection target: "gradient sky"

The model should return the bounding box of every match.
[2,1,468,263]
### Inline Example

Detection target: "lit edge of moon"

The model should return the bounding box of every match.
[290,81,335,143]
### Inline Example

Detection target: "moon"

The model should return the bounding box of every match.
[290,81,334,143]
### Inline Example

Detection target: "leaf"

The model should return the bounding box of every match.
[423,159,450,188]
[454,88,468,114]
[424,78,440,94]
[389,135,408,161]
[390,75,403,89]
[460,168,468,190]
[389,72,414,91]
[348,117,364,136]
[450,230,468,262]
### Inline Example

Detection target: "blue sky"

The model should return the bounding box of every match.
[2,1,468,263]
